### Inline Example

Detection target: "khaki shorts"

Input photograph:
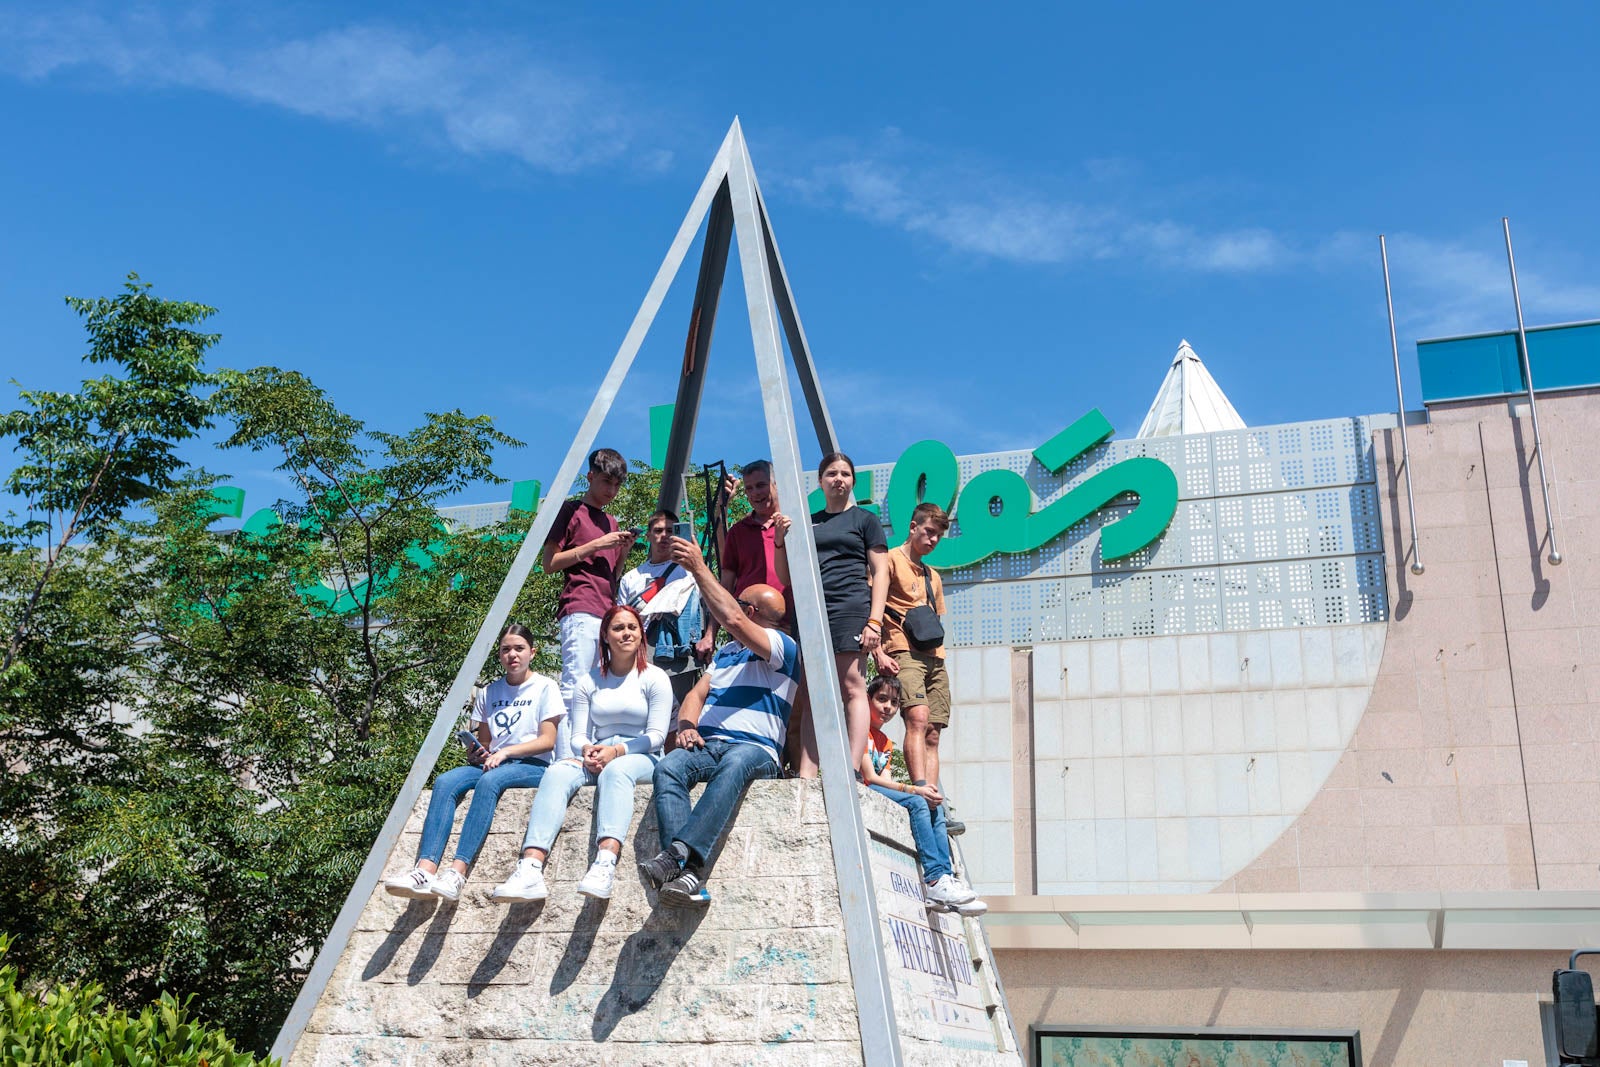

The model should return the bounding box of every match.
[893,650,951,727]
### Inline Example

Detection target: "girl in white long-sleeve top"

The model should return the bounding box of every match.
[490,603,671,902]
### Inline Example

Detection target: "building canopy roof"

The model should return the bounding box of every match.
[1135,339,1246,438]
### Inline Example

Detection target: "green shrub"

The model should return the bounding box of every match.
[0,936,273,1066]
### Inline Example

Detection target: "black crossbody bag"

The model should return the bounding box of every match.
[886,555,944,652]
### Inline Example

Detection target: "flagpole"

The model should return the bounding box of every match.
[1502,218,1562,566]
[1378,235,1424,575]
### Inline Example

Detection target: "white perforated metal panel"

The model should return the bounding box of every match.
[825,415,1389,646]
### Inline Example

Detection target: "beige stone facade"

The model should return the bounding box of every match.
[1229,392,1600,894]
[983,392,1600,1064]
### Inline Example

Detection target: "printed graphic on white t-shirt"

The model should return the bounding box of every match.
[470,673,564,758]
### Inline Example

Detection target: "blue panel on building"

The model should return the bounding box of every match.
[1417,320,1600,403]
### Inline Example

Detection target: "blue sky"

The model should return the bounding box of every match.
[2,2,1597,515]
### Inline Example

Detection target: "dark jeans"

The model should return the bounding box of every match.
[652,739,780,866]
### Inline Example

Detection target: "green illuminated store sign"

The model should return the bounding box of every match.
[207,407,1176,616]
[885,408,1178,568]
[201,479,540,616]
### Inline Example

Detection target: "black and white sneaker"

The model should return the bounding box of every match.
[659,867,711,907]
[639,847,683,888]
[384,866,436,900]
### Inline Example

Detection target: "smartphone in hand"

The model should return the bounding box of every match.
[457,729,485,756]
[673,521,694,542]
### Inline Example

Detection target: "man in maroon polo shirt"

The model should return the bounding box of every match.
[696,459,790,662]
[700,459,810,771]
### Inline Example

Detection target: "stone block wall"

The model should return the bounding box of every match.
[287,778,1020,1066]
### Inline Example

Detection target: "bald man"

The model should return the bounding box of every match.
[641,536,801,907]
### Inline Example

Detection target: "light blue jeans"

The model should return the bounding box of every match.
[418,759,547,868]
[522,748,660,852]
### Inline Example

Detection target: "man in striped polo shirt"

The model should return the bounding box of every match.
[641,534,800,907]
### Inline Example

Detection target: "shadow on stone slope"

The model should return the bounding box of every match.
[591,906,708,1041]
[360,899,434,981]
[467,898,547,997]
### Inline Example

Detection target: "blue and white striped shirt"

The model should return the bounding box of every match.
[698,629,800,762]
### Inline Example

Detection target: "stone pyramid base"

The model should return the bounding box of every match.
[289,778,1020,1065]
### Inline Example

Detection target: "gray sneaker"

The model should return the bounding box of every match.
[659,867,711,907]
[944,799,966,837]
[639,847,683,888]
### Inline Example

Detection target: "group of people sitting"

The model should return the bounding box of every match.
[384,447,985,916]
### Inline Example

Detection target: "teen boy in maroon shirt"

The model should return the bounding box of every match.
[541,448,635,758]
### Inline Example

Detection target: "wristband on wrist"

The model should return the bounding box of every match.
[866,619,881,629]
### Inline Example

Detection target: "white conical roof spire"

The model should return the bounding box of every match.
[1134,339,1246,438]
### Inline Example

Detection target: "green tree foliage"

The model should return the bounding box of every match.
[1,274,216,676]
[0,276,741,1054]
[0,936,274,1066]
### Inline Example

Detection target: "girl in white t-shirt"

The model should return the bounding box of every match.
[491,604,671,902]
[385,623,564,902]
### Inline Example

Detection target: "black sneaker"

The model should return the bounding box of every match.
[639,847,683,888]
[659,867,711,907]
[944,799,966,837]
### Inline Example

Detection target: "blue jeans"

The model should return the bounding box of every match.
[522,750,659,852]
[417,760,547,868]
[653,739,780,866]
[869,783,951,883]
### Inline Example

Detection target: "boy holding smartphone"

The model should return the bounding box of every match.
[541,447,636,758]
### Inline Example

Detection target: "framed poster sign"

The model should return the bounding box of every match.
[1034,1026,1361,1067]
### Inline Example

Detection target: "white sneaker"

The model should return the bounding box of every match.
[431,868,466,901]
[953,897,989,917]
[924,874,977,910]
[577,856,617,900]
[384,867,435,900]
[490,858,548,903]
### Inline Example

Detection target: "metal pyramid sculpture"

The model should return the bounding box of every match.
[1135,338,1247,438]
[269,120,912,1064]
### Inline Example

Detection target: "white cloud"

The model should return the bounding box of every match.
[787,153,1289,274]
[0,7,659,174]
[1330,231,1600,338]
[5,6,1590,321]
